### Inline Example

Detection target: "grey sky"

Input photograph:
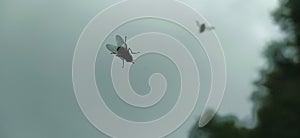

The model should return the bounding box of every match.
[183,0,283,119]
[0,0,282,137]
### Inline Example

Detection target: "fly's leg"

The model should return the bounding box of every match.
[122,59,124,68]
[128,48,140,54]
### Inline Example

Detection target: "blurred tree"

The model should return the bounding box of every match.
[190,0,300,137]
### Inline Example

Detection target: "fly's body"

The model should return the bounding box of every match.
[196,21,215,33]
[106,35,139,68]
[116,46,133,62]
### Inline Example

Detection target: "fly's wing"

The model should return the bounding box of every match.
[115,35,126,47]
[106,44,118,54]
[196,21,201,27]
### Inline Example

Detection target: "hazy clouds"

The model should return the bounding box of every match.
[0,0,283,137]
[184,0,283,119]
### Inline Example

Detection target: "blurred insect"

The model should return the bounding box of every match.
[106,35,140,68]
[196,21,215,33]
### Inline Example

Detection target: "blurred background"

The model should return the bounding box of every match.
[1,0,299,138]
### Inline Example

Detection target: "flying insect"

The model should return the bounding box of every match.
[106,35,140,68]
[196,21,215,33]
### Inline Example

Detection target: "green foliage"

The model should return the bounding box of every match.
[190,0,300,137]
[190,115,250,138]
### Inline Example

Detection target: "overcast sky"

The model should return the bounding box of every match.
[183,0,283,119]
[0,0,283,137]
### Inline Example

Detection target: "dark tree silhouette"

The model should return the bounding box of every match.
[190,0,300,137]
